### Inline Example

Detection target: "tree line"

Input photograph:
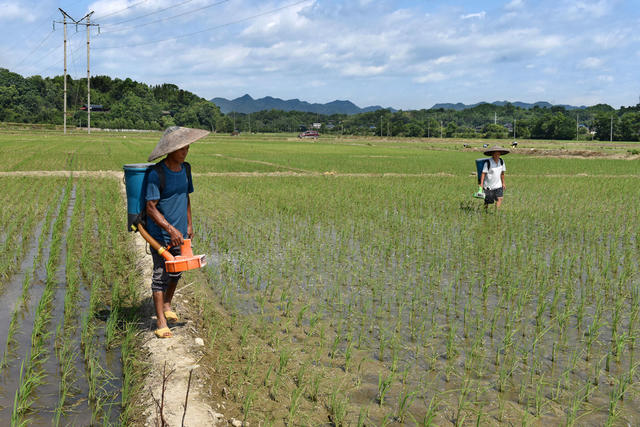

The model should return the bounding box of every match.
[0,68,224,131]
[1,68,639,141]
[240,102,640,141]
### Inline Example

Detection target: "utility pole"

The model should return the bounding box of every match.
[576,114,579,141]
[610,115,613,142]
[494,112,497,125]
[440,120,443,139]
[380,116,383,137]
[55,10,98,134]
[76,11,98,134]
[514,118,516,139]
[86,12,94,134]
[56,9,74,134]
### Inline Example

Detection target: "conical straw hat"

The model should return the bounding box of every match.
[148,126,210,161]
[483,145,510,156]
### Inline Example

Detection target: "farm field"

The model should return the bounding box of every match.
[1,128,640,425]
[0,175,142,425]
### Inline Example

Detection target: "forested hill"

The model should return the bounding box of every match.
[210,94,392,115]
[0,68,224,131]
[1,68,639,141]
[431,101,585,111]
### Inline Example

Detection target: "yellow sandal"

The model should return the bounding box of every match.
[164,310,179,323]
[154,327,173,338]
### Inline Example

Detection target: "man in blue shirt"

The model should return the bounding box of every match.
[145,126,209,338]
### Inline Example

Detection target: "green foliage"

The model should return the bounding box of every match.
[0,68,221,131]
[2,67,640,140]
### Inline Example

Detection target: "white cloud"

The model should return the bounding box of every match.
[89,0,133,17]
[578,57,603,69]
[591,29,632,49]
[433,55,456,65]
[0,1,37,22]
[6,0,638,109]
[461,11,486,20]
[529,84,546,94]
[340,64,386,77]
[564,0,612,19]
[505,0,525,10]
[597,75,614,82]
[414,72,447,83]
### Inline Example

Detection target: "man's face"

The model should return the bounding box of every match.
[168,145,189,163]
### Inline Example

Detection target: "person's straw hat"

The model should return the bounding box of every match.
[483,145,510,156]
[148,126,210,161]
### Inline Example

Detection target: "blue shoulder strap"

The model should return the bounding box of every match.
[153,161,191,195]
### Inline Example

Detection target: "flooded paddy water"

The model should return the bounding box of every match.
[190,173,640,425]
[3,131,640,425]
[0,176,139,425]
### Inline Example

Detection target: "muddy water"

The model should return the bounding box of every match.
[0,183,123,424]
[0,187,57,409]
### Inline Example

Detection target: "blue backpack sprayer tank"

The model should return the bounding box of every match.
[123,163,206,273]
[473,158,487,199]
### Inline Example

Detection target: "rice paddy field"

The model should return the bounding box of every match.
[1,126,640,425]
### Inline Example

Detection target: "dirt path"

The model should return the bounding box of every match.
[3,170,640,179]
[211,153,314,173]
[127,229,226,426]
[0,170,122,178]
[115,178,228,426]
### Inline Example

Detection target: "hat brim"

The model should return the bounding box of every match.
[484,148,510,156]
[148,127,210,162]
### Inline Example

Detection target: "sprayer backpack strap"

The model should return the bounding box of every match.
[486,158,504,171]
[153,161,192,196]
[136,161,192,228]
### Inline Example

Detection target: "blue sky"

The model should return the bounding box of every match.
[2,0,639,110]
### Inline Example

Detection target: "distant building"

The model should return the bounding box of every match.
[80,104,109,112]
[312,123,322,129]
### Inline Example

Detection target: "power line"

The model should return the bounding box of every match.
[94,0,149,21]
[14,29,56,68]
[100,0,231,34]
[95,0,312,50]
[34,31,85,76]
[102,0,197,27]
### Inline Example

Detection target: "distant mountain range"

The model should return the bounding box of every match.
[431,101,586,111]
[209,95,587,115]
[209,94,394,115]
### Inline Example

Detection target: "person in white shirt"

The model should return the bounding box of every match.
[479,145,508,209]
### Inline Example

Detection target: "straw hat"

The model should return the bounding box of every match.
[483,145,510,156]
[148,126,210,161]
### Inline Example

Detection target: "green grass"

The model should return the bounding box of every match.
[2,129,639,175]
[2,128,640,425]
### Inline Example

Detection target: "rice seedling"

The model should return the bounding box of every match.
[287,384,305,425]
[328,389,349,426]
[5,132,640,424]
[377,372,394,407]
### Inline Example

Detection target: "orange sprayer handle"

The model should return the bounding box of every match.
[132,223,175,261]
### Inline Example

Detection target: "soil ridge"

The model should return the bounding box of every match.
[117,177,225,426]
